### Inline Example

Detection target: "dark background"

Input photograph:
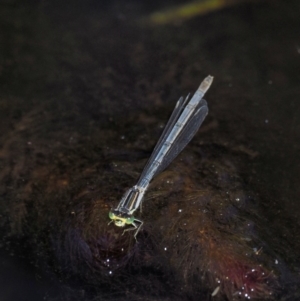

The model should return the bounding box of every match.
[1,0,300,300]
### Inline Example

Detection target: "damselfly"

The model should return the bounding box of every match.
[109,76,213,238]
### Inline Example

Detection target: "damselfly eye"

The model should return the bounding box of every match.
[126,216,135,224]
[108,211,115,219]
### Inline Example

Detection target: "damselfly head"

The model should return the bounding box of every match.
[109,210,135,227]
[115,218,126,227]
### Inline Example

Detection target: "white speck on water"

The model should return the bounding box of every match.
[275,259,278,264]
[265,119,269,124]
[236,198,240,202]
[211,286,220,296]
[27,141,32,145]
[164,247,167,251]
[121,135,125,140]
[178,209,182,213]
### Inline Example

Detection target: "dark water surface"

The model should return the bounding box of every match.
[1,0,300,300]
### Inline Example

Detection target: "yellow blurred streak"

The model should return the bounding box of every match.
[146,0,251,25]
